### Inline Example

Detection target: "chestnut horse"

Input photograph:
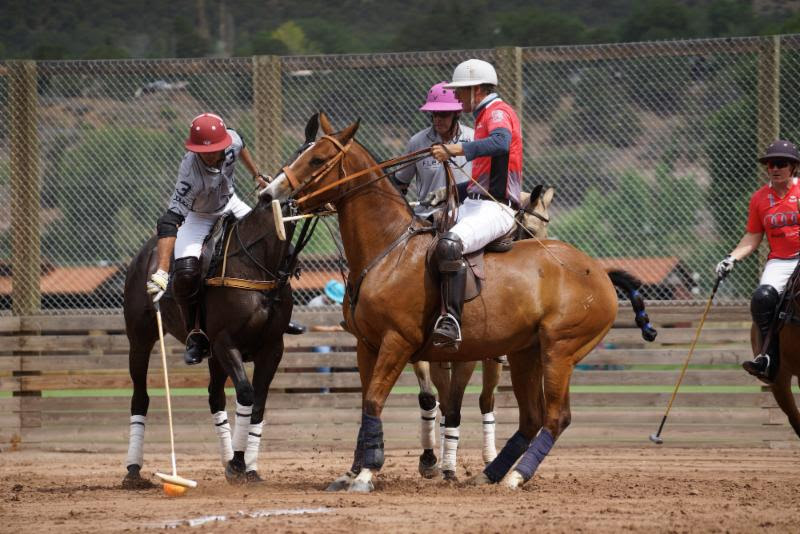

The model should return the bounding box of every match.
[263,113,656,492]
[413,185,555,480]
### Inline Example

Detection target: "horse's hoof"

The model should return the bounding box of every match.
[121,466,155,490]
[466,472,493,486]
[347,479,374,493]
[418,451,439,479]
[225,459,247,485]
[442,469,458,482]
[501,470,525,490]
[245,470,264,484]
[325,473,354,492]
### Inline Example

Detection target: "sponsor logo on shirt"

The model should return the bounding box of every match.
[491,109,505,123]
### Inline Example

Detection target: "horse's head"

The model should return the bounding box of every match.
[518,185,554,239]
[262,112,361,212]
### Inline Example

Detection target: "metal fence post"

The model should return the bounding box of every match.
[9,60,41,316]
[756,35,780,155]
[494,46,523,123]
[252,55,283,177]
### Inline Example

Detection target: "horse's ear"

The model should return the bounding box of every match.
[319,111,334,135]
[541,186,555,208]
[337,119,360,144]
[304,113,320,144]
[530,184,543,204]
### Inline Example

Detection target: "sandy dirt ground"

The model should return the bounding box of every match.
[1,447,800,533]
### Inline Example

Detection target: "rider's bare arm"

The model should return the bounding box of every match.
[239,146,268,189]
[728,232,763,261]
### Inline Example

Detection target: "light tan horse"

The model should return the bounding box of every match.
[263,113,656,492]
[413,186,555,480]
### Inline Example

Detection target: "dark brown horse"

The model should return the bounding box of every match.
[754,314,800,439]
[120,123,322,488]
[264,113,656,492]
[413,186,555,480]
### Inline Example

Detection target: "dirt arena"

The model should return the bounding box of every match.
[2,446,799,533]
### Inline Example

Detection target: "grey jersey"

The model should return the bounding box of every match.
[167,129,244,218]
[394,124,474,218]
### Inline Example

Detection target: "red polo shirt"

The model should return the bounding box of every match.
[746,178,800,259]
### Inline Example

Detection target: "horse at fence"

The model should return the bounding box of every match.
[758,295,800,439]
[120,126,321,488]
[413,185,555,480]
[263,112,657,492]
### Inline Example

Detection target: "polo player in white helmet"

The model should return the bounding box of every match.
[429,59,524,350]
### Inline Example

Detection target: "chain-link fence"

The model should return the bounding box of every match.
[2,35,799,314]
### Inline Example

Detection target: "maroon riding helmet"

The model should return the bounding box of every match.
[185,113,233,153]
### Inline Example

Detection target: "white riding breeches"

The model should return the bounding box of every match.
[449,198,516,254]
[174,195,252,259]
[760,258,799,294]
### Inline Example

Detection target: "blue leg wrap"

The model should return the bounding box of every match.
[514,428,555,481]
[361,412,384,470]
[349,424,366,473]
[483,430,530,482]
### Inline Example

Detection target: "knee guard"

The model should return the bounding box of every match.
[435,232,466,273]
[750,284,779,330]
[172,256,201,303]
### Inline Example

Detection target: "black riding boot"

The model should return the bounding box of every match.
[743,284,780,384]
[432,233,467,352]
[172,257,210,365]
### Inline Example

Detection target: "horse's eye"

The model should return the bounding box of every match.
[310,157,325,166]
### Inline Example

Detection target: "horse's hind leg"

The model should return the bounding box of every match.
[479,359,502,464]
[771,372,800,438]
[122,333,157,489]
[440,360,477,481]
[477,346,543,486]
[242,341,283,483]
[207,356,233,467]
[503,333,600,489]
[412,361,439,478]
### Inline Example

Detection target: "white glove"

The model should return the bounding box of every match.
[421,187,448,207]
[146,269,169,300]
[715,256,735,279]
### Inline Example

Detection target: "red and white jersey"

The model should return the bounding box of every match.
[469,98,523,207]
[746,178,800,260]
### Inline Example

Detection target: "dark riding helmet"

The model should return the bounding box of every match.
[758,139,800,164]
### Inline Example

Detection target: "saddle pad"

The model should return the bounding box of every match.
[203,212,237,280]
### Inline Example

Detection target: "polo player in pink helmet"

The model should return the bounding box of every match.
[394,82,474,220]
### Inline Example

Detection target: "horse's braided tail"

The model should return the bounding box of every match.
[607,269,658,342]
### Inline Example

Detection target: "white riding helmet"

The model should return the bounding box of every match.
[444,59,498,88]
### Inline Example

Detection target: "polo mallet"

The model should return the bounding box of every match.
[153,296,198,488]
[649,275,723,444]
[272,198,421,241]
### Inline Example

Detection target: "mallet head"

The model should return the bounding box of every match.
[649,433,663,445]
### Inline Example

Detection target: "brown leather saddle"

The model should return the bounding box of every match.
[426,224,516,302]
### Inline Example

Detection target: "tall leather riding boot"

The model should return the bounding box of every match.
[743,285,779,383]
[172,257,210,366]
[432,262,466,352]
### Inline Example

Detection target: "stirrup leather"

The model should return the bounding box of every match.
[432,313,462,345]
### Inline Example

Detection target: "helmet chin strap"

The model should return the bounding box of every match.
[469,86,476,112]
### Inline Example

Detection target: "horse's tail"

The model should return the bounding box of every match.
[607,269,658,342]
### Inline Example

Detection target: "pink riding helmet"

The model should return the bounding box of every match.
[419,82,463,112]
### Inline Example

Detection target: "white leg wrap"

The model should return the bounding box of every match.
[420,402,438,450]
[441,426,460,472]
[212,411,233,467]
[438,421,446,463]
[232,402,252,452]
[244,421,263,472]
[125,415,146,468]
[482,411,498,464]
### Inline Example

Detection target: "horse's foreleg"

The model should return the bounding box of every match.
[429,362,452,466]
[439,360,476,480]
[212,334,254,485]
[478,347,542,486]
[326,340,377,492]
[479,359,502,464]
[207,356,233,467]
[412,361,439,478]
[243,342,283,481]
[349,332,414,493]
[771,372,800,439]
[122,336,156,490]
